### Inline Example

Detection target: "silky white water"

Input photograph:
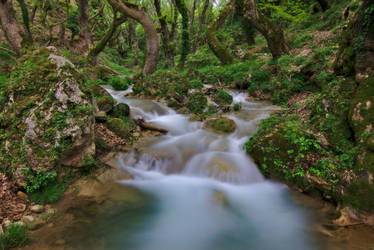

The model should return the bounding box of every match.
[85,87,318,250]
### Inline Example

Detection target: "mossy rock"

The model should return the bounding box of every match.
[97,96,116,113]
[204,117,236,134]
[92,65,117,80]
[213,89,233,105]
[111,103,130,118]
[91,85,111,98]
[106,118,135,139]
[344,179,374,212]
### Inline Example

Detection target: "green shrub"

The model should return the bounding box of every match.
[213,89,233,105]
[0,223,30,250]
[22,168,57,194]
[28,181,68,204]
[233,103,241,111]
[187,92,207,113]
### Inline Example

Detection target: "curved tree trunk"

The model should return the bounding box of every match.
[107,0,160,75]
[207,0,235,65]
[242,0,288,58]
[0,0,25,56]
[154,0,174,66]
[129,19,138,65]
[88,12,126,65]
[192,0,209,53]
[175,0,189,70]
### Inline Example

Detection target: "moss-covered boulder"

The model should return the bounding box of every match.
[349,76,374,171]
[91,85,111,98]
[106,118,135,139]
[204,117,236,134]
[96,96,116,113]
[111,103,130,118]
[0,49,95,177]
[213,89,233,105]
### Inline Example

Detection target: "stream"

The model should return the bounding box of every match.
[71,86,318,250]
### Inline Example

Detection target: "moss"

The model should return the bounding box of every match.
[204,117,236,134]
[187,92,207,113]
[91,85,111,98]
[96,96,116,113]
[110,103,130,118]
[213,89,233,105]
[106,118,135,139]
[344,179,374,212]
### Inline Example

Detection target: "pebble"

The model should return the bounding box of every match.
[3,219,11,228]
[31,204,45,213]
[17,191,28,199]
[22,215,35,224]
[133,132,140,137]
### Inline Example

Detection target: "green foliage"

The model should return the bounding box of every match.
[187,92,207,113]
[214,89,233,105]
[67,7,80,39]
[0,223,30,250]
[22,168,57,193]
[233,103,241,111]
[28,181,68,204]
[97,75,131,91]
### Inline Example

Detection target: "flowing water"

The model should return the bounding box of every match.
[56,87,324,250]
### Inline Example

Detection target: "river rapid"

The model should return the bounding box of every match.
[73,86,318,250]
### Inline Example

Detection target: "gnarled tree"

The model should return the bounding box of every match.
[242,0,288,58]
[0,0,26,56]
[107,0,159,75]
[207,0,235,65]
[88,10,127,65]
[192,0,209,53]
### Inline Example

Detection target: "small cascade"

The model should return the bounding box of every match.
[88,87,317,250]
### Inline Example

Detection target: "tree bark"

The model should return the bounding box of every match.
[79,0,91,48]
[129,19,139,65]
[207,0,235,65]
[242,0,288,58]
[175,0,189,70]
[107,0,160,75]
[0,0,24,56]
[192,0,209,53]
[154,0,174,66]
[189,0,198,37]
[317,0,329,11]
[88,12,127,65]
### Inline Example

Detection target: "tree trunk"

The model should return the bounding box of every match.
[88,12,127,65]
[154,0,174,66]
[207,0,235,65]
[79,0,91,48]
[0,0,24,56]
[16,0,33,44]
[317,0,329,11]
[242,0,288,58]
[107,0,160,75]
[189,0,198,37]
[175,0,189,70]
[192,0,209,53]
[129,19,139,65]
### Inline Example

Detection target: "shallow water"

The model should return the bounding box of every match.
[67,87,319,250]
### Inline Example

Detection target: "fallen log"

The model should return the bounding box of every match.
[135,118,168,134]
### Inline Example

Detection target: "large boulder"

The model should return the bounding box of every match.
[204,117,236,134]
[0,48,95,174]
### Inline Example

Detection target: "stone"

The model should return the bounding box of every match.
[17,191,28,200]
[133,132,140,137]
[29,218,45,230]
[94,111,107,122]
[203,117,236,134]
[3,219,11,228]
[31,204,45,213]
[111,103,130,118]
[22,215,35,224]
[14,203,27,213]
[46,208,56,215]
[97,96,116,112]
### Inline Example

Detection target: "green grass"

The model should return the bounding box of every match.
[0,224,31,250]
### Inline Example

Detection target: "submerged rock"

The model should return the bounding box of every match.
[203,117,236,134]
